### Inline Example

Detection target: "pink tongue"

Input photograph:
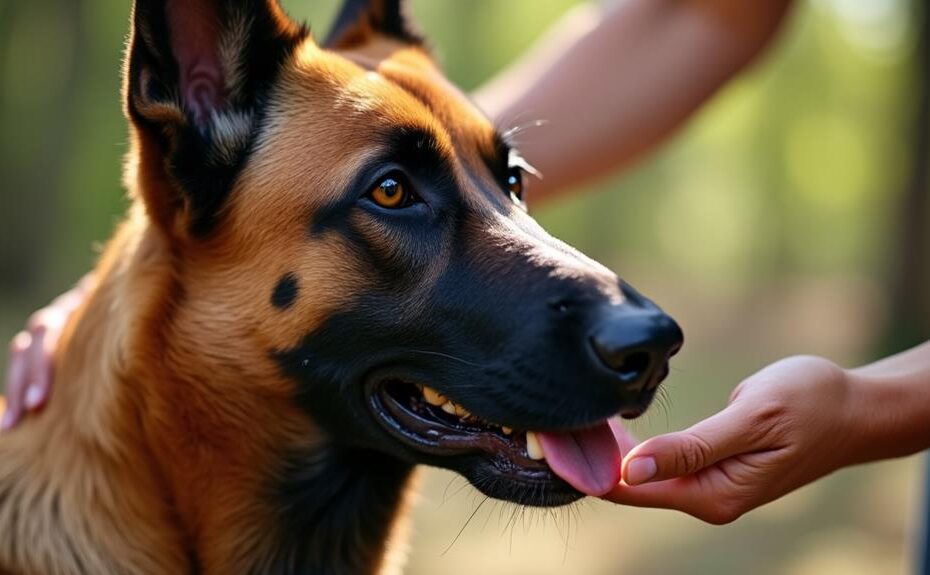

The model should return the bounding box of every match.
[537,422,622,496]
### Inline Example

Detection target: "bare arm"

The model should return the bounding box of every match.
[847,341,930,461]
[474,0,794,203]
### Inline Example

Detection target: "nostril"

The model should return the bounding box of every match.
[587,309,683,387]
[589,333,654,381]
[615,351,651,381]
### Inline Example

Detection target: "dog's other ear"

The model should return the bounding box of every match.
[125,0,307,238]
[324,0,423,50]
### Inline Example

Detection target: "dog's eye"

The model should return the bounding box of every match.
[506,167,525,204]
[369,175,411,209]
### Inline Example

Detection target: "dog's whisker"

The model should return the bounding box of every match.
[481,500,499,532]
[441,475,464,505]
[655,386,673,430]
[404,349,491,369]
[546,507,563,541]
[503,503,521,552]
[498,108,548,141]
[519,503,530,533]
[452,478,475,502]
[505,505,519,547]
[441,495,490,556]
[501,118,549,143]
[561,509,571,564]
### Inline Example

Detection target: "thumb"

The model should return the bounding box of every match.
[622,403,752,485]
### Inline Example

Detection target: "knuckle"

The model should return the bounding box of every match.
[27,312,49,334]
[728,382,746,404]
[675,434,714,474]
[752,400,789,428]
[9,332,31,355]
[749,398,796,445]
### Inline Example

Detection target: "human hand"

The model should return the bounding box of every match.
[603,356,860,524]
[2,275,94,430]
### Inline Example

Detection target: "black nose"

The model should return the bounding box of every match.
[588,309,683,388]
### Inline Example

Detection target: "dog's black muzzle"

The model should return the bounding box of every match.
[345,210,688,432]
[275,208,683,498]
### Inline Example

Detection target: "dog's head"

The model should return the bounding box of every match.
[125,0,682,507]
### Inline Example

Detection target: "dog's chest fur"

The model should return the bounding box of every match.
[0,0,485,572]
[0,219,419,575]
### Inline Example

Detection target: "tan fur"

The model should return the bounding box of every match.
[0,18,511,574]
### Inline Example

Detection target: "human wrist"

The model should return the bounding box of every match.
[844,364,930,464]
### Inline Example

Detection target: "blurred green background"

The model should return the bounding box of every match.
[1,0,928,573]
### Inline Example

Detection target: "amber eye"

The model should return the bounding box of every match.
[369,176,408,209]
[507,167,524,203]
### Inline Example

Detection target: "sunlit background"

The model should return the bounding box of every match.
[1,0,928,573]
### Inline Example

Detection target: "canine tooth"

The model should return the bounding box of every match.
[423,387,445,406]
[453,403,470,418]
[441,401,456,415]
[525,431,545,460]
[501,426,512,435]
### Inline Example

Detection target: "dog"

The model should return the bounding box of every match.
[0,1,683,573]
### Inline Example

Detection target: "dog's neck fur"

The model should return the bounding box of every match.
[0,209,415,575]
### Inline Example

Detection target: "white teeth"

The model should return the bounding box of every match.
[420,387,511,432]
[423,387,445,406]
[422,387,471,419]
[525,431,545,460]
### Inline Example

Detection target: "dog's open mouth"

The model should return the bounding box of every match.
[369,380,626,500]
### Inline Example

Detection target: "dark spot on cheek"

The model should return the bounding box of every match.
[272,273,300,310]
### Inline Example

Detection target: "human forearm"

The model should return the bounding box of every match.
[474,0,793,204]
[848,341,930,463]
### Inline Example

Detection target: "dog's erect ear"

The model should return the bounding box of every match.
[324,0,423,50]
[125,0,307,238]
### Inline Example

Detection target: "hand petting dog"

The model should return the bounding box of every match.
[2,274,95,430]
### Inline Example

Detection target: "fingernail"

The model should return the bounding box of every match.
[626,457,657,486]
[25,386,44,410]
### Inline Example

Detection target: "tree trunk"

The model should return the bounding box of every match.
[883,1,930,355]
